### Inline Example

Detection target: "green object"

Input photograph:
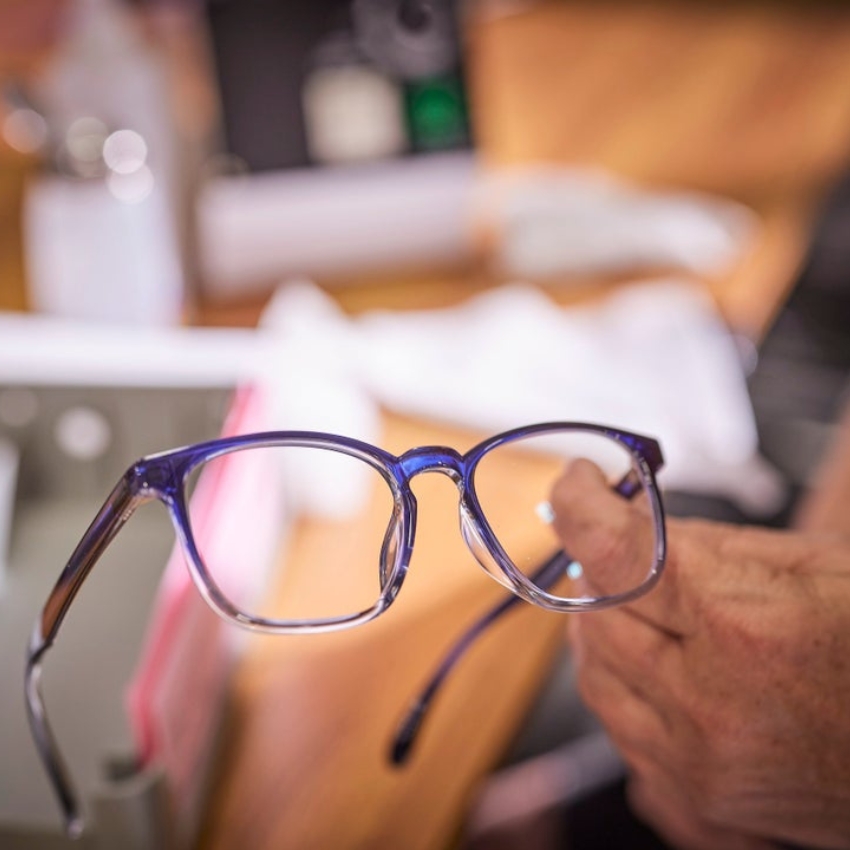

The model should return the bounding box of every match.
[405,75,470,151]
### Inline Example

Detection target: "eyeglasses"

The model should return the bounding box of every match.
[25,422,666,838]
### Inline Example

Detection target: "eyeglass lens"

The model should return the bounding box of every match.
[471,429,657,601]
[184,429,658,624]
[186,446,397,622]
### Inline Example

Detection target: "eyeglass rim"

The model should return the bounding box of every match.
[462,423,666,611]
[163,422,665,632]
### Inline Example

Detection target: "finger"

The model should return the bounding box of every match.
[629,773,710,849]
[550,459,658,601]
[571,633,671,758]
[628,776,779,850]
[551,459,696,637]
[569,612,680,750]
[570,603,683,707]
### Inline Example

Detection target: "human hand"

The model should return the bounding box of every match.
[549,459,850,850]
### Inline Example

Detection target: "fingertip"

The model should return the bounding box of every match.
[565,457,608,486]
[549,457,607,513]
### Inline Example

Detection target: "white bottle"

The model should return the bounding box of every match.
[24,0,185,326]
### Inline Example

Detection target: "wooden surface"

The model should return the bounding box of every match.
[0,148,32,312]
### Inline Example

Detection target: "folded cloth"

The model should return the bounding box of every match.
[259,279,785,516]
[474,166,758,281]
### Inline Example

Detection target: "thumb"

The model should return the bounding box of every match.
[549,459,657,601]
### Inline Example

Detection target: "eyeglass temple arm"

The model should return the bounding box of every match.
[389,466,652,766]
[389,551,566,765]
[25,473,145,839]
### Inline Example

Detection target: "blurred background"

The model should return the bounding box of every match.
[0,0,479,322]
[2,0,850,326]
[4,1,850,849]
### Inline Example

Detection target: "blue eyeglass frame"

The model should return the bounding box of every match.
[25,421,665,839]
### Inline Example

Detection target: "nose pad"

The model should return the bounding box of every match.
[380,511,403,588]
[459,504,515,592]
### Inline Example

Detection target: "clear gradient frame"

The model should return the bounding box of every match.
[24,422,666,838]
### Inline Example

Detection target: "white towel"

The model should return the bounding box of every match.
[259,278,786,516]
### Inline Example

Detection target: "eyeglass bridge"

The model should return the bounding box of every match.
[397,445,465,482]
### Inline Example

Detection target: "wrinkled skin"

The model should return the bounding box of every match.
[550,458,850,850]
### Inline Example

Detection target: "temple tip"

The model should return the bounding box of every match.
[389,700,428,767]
[66,814,84,840]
